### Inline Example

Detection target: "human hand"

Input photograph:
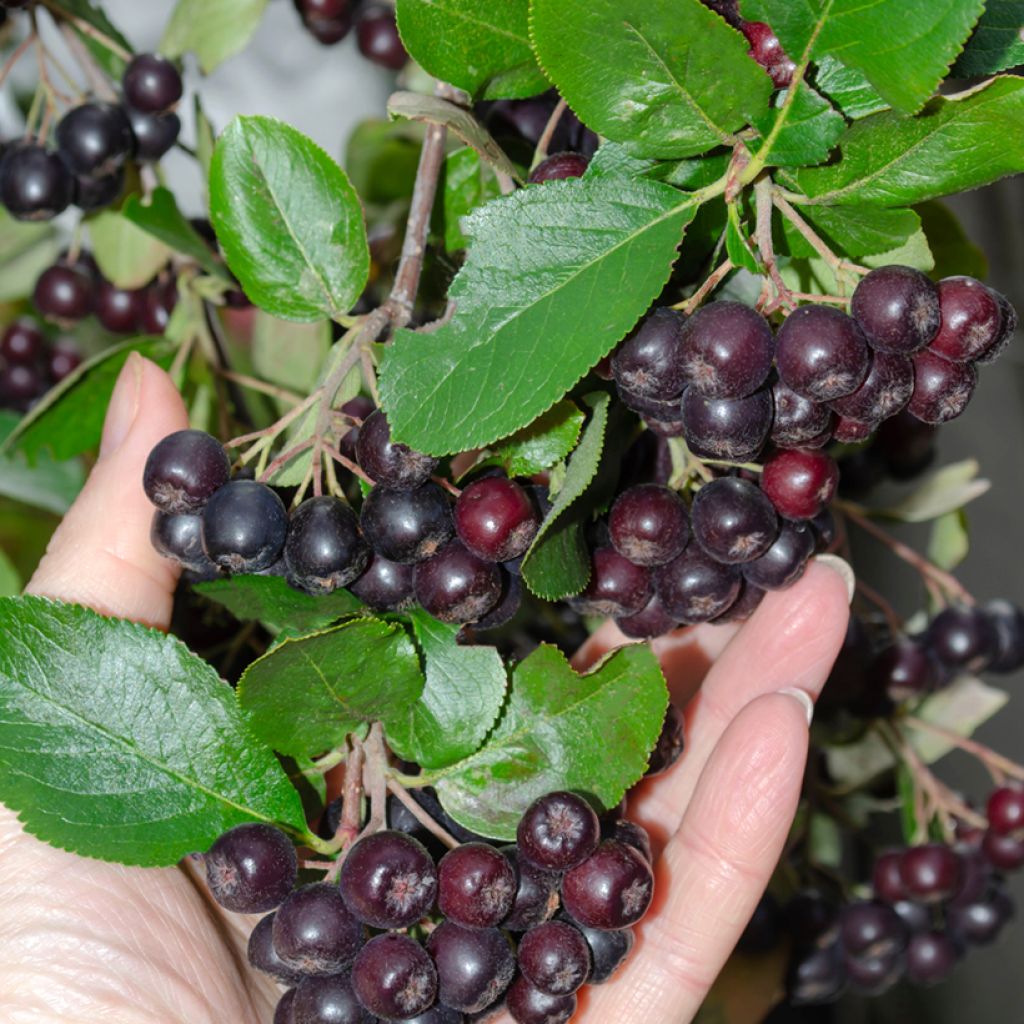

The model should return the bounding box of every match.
[1,355,852,1024]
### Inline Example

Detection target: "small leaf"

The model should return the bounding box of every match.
[379,176,696,455]
[809,813,842,868]
[0,209,60,302]
[0,548,21,598]
[918,201,989,281]
[1,338,173,462]
[725,203,760,274]
[875,458,990,522]
[752,83,845,168]
[781,206,922,260]
[480,400,585,478]
[210,116,370,322]
[531,0,773,159]
[345,119,424,206]
[0,441,84,515]
[431,643,668,839]
[194,573,363,635]
[928,509,970,571]
[252,313,333,398]
[584,143,658,182]
[237,618,424,760]
[394,0,547,99]
[438,147,500,253]
[811,56,890,121]
[385,611,507,771]
[59,0,132,76]
[387,92,522,184]
[122,188,232,282]
[796,78,1024,207]
[161,0,269,73]
[953,0,1024,76]
[89,208,173,290]
[0,596,306,866]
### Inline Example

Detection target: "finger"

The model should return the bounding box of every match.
[580,691,811,1024]
[26,354,190,630]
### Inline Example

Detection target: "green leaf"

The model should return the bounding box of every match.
[238,618,423,759]
[796,78,1024,206]
[345,119,424,206]
[531,0,772,159]
[0,548,21,598]
[725,203,760,274]
[210,116,370,323]
[161,0,269,73]
[1,338,173,462]
[782,206,922,260]
[89,208,173,290]
[917,200,989,280]
[58,0,132,76]
[0,441,84,515]
[122,188,232,282]
[874,458,990,522]
[811,56,890,121]
[394,0,547,99]
[0,209,60,302]
[953,1,1024,76]
[438,147,501,253]
[584,143,657,182]
[430,643,668,839]
[194,573,363,635]
[0,596,306,866]
[752,83,845,168]
[741,0,984,113]
[386,611,507,771]
[387,92,522,185]
[928,509,970,571]
[252,313,332,398]
[379,176,697,455]
[481,400,585,478]
[809,813,842,868]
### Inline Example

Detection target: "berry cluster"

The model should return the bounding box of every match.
[0,52,181,223]
[204,790,656,1024]
[701,0,796,88]
[0,318,80,412]
[293,0,408,70]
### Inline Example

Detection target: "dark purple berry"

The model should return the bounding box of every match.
[691,476,778,564]
[851,265,940,354]
[274,989,296,1024]
[742,21,796,89]
[95,281,144,333]
[771,377,834,449]
[832,414,877,444]
[33,264,94,324]
[615,593,680,639]
[518,791,600,872]
[339,830,438,929]
[357,409,438,489]
[701,0,742,26]
[566,915,635,983]
[844,948,905,996]
[248,912,307,986]
[414,540,503,624]
[679,300,774,399]
[572,547,652,617]
[608,483,689,567]
[274,882,365,976]
[292,972,373,1024]
[455,477,539,562]
[500,845,560,932]
[355,3,408,68]
[426,921,516,1014]
[0,320,45,364]
[906,931,959,986]
[611,308,688,399]
[403,1008,463,1024]
[473,567,522,630]
[976,290,1018,364]
[681,385,773,462]
[711,578,766,622]
[122,54,183,114]
[300,0,355,46]
[204,823,296,914]
[151,510,218,575]
[144,430,231,516]
[654,545,741,622]
[351,933,437,1019]
[869,639,941,702]
[742,519,815,590]
[201,479,289,573]
[829,350,914,422]
[645,703,684,777]
[776,305,870,401]
[839,900,909,960]
[56,102,133,177]
[0,142,74,221]
[561,840,654,930]
[360,482,454,564]
[0,363,46,409]
[908,350,976,424]
[617,384,686,423]
[349,552,415,610]
[926,605,998,672]
[987,786,1024,836]
[788,943,846,1005]
[73,167,124,211]
[872,851,909,904]
[47,339,82,382]
[128,108,182,161]
[528,152,589,183]
[604,818,652,864]
[137,278,178,333]
[948,887,1015,946]
[984,599,1024,674]
[929,276,1003,362]
[900,843,963,904]
[505,974,576,1024]
[982,829,1024,871]
[438,843,517,929]
[761,448,839,521]
[284,495,368,595]
[518,920,590,997]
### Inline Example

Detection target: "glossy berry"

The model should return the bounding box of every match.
[95,281,144,333]
[455,476,539,562]
[351,933,437,1020]
[608,484,689,567]
[506,973,576,1024]
[776,305,870,401]
[906,931,959,986]
[871,851,909,904]
[340,830,437,929]
[712,579,766,622]
[615,593,680,639]
[948,887,1015,946]
[899,844,963,904]
[605,819,652,864]
[929,276,1003,362]
[680,300,774,399]
[414,540,503,623]
[529,152,590,183]
[851,265,941,354]
[205,823,297,913]
[356,410,438,489]
[151,511,217,575]
[977,290,1018,363]
[274,882,365,976]
[832,415,876,444]
[681,385,773,462]
[573,547,652,617]
[0,142,74,221]
[869,639,940,702]
[518,791,600,872]
[0,320,45,364]
[691,477,778,563]
[761,449,839,521]
[568,915,635,983]
[274,989,296,1024]
[611,307,688,399]
[839,900,909,960]
[985,599,1024,673]
[143,429,230,514]
[33,264,94,324]
[561,840,654,930]
[438,843,516,928]
[742,519,815,590]
[987,787,1024,836]
[654,544,741,622]
[73,166,124,211]
[292,972,373,1024]
[127,108,181,161]
[349,552,415,610]
[645,703,685,777]
[617,384,686,424]
[788,943,846,1006]
[517,920,590,996]
[829,350,914,423]
[501,845,560,931]
[201,479,288,573]
[926,605,998,672]
[426,921,516,1014]
[302,11,355,45]
[56,102,134,177]
[0,363,46,409]
[742,21,796,89]
[137,278,178,333]
[122,54,184,114]
[908,350,977,424]
[47,339,82,382]
[285,495,368,594]
[297,0,353,22]
[355,4,408,69]
[771,377,834,449]
[248,912,306,986]
[403,1008,463,1024]
[473,567,522,629]
[701,0,742,26]
[982,829,1024,872]
[360,482,453,564]
[844,948,905,996]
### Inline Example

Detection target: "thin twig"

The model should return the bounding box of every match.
[533,97,568,166]
[772,190,870,286]
[753,178,795,313]
[43,1,132,61]
[57,21,116,100]
[258,437,315,484]
[433,475,462,498]
[363,723,389,834]
[676,259,735,315]
[217,370,304,405]
[322,442,375,486]
[386,779,460,850]
[325,737,366,880]
[226,393,318,449]
[0,32,35,91]
[904,716,1024,785]
[855,577,904,635]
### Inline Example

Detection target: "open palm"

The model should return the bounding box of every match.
[2,356,851,1024]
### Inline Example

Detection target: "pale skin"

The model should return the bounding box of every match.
[2,354,853,1023]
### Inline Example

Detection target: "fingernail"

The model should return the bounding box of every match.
[776,687,814,727]
[813,553,856,604]
[100,352,144,458]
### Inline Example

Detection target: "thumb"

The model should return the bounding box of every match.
[26,353,191,629]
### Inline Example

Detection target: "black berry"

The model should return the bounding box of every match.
[128,108,182,161]
[349,552,416,610]
[608,483,690,567]
[151,510,218,575]
[929,276,1003,362]
[355,4,408,68]
[829,350,914,423]
[274,882,365,976]
[771,377,834,449]
[351,933,437,1019]
[691,476,778,563]
[426,921,516,1014]
[776,305,870,401]
[33,264,94,324]
[284,495,368,594]
[360,482,453,564]
[438,843,517,928]
[414,540,504,624]
[611,307,688,399]
[292,972,373,1024]
[851,265,941,354]
[572,546,652,617]
[454,476,539,562]
[654,545,742,622]
[681,385,773,462]
[680,300,774,398]
[926,605,998,672]
[143,429,231,513]
[123,54,184,114]
[248,912,307,986]
[518,791,600,872]
[356,409,438,488]
[760,448,839,520]
[204,823,297,914]
[0,142,74,221]
[561,839,654,930]
[56,102,134,177]
[908,350,976,424]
